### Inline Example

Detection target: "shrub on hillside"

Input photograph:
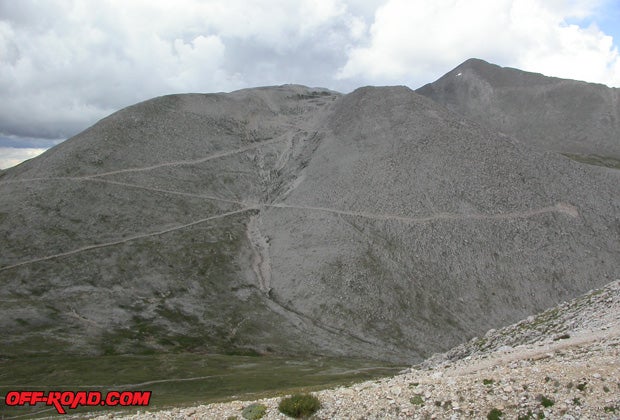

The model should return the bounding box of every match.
[242,402,266,419]
[278,393,320,418]
[487,407,503,419]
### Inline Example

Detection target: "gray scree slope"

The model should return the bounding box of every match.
[0,81,618,363]
[417,58,620,159]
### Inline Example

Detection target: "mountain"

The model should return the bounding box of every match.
[417,58,620,160]
[0,82,618,363]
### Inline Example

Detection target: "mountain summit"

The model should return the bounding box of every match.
[417,58,620,159]
[0,78,618,363]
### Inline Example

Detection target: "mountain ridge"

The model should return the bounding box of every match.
[416,58,620,159]
[0,74,618,363]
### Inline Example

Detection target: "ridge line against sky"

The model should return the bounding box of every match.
[1,0,619,169]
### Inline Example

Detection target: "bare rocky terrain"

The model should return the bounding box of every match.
[417,58,620,160]
[0,62,618,366]
[90,279,620,419]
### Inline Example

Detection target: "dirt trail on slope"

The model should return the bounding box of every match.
[0,130,581,273]
[0,208,255,272]
[83,178,247,205]
[0,174,582,222]
[0,137,288,185]
[0,200,579,272]
[271,202,579,223]
[245,213,272,294]
[86,137,288,178]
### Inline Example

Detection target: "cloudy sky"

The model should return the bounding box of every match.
[1,0,619,169]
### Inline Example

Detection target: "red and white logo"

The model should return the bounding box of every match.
[3,390,152,414]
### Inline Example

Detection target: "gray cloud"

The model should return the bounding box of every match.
[0,135,62,149]
[0,0,375,148]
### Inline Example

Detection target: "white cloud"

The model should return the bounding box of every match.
[0,147,46,170]
[337,0,620,88]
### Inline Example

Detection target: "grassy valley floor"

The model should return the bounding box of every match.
[0,353,403,418]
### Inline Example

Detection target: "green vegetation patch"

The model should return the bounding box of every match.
[242,402,267,419]
[410,394,424,405]
[487,407,504,420]
[278,393,321,418]
[540,395,554,408]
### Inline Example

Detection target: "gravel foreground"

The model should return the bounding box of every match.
[93,281,620,419]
